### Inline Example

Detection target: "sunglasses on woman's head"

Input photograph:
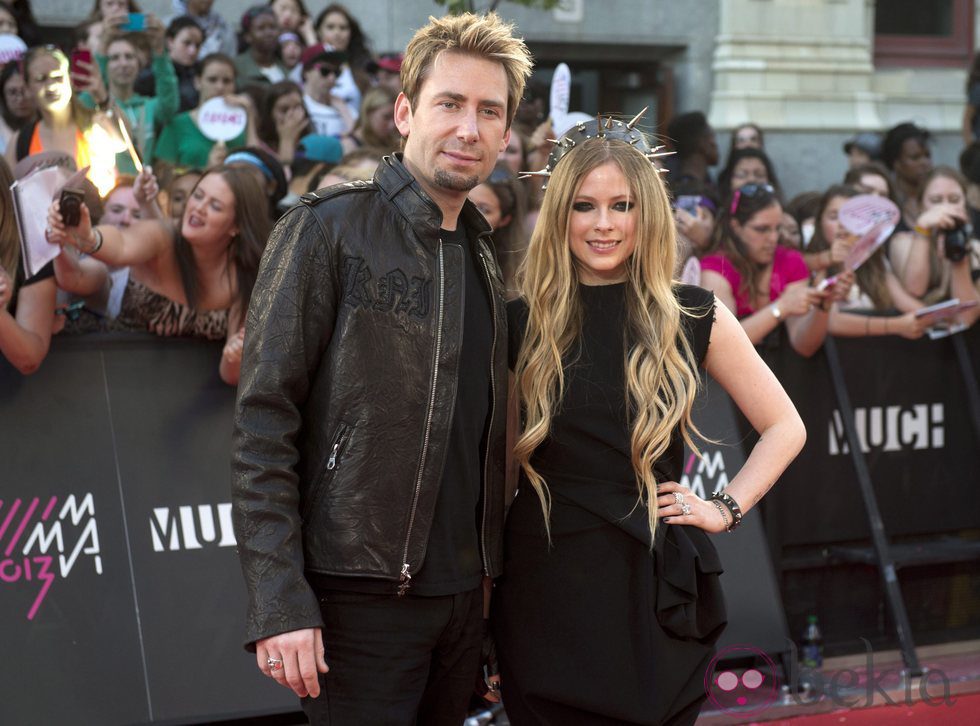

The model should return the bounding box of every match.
[730,183,775,215]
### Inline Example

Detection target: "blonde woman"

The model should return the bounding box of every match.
[494,118,806,725]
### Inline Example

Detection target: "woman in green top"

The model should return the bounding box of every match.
[154,53,258,171]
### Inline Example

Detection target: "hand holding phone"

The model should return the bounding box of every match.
[59,188,86,228]
[70,48,93,83]
[120,13,146,32]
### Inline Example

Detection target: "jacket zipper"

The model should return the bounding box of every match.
[478,249,498,577]
[326,425,353,470]
[301,422,353,523]
[399,240,445,595]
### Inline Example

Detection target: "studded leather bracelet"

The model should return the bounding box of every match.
[710,492,743,532]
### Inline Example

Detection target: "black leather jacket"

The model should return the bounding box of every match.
[231,154,508,648]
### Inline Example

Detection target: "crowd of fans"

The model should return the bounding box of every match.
[666,112,980,353]
[1,0,979,384]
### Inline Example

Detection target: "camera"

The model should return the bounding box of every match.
[943,221,969,263]
[59,187,85,228]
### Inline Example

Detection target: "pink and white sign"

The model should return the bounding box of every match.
[838,194,900,271]
[0,34,27,65]
[197,97,247,142]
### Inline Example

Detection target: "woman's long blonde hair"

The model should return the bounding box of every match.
[513,138,705,544]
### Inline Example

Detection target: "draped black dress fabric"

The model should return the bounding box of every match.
[494,283,727,726]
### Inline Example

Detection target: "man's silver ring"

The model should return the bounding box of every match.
[682,503,692,516]
[267,657,284,671]
[673,492,685,505]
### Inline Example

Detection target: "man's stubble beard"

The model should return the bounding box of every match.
[433,169,481,192]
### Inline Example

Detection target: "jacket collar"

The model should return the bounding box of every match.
[375,153,493,250]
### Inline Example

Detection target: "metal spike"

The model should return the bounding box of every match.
[650,144,666,153]
[605,116,614,129]
[657,167,669,174]
[626,106,649,130]
[546,138,560,144]
[629,138,640,145]
[646,150,676,159]
[576,123,586,132]
[518,170,552,179]
[596,113,605,138]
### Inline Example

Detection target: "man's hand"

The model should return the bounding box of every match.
[256,627,329,698]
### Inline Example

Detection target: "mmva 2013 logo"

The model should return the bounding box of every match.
[828,404,944,456]
[680,449,729,498]
[0,494,102,620]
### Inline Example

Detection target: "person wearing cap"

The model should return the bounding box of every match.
[843,132,881,170]
[231,12,532,724]
[299,43,353,137]
[367,52,402,94]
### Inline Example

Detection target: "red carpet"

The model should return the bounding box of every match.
[763,689,980,724]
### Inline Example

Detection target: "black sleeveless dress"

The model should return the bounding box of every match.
[494,282,727,726]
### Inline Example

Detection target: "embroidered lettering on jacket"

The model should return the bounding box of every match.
[342,256,431,319]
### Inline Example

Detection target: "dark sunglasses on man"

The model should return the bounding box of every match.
[315,64,339,78]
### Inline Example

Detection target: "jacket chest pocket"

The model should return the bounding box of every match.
[301,421,356,523]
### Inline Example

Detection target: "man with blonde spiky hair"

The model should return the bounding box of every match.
[231,11,532,725]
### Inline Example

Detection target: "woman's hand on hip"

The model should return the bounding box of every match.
[655,481,728,534]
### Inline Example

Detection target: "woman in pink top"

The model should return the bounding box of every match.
[700,183,852,356]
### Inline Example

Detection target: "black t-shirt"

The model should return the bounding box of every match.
[307,224,493,597]
[410,224,492,595]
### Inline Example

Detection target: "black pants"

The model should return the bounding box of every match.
[301,587,484,726]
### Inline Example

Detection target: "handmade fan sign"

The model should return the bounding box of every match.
[818,194,899,290]
[549,62,571,138]
[0,34,27,65]
[197,97,247,142]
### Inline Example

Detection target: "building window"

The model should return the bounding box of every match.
[874,0,974,68]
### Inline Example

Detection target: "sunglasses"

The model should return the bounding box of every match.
[729,183,775,215]
[315,64,339,77]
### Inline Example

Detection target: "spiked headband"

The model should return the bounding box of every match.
[519,107,673,189]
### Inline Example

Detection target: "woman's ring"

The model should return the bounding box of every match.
[673,492,685,505]
[681,503,692,516]
[267,657,284,672]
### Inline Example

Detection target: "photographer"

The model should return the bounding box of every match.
[888,166,980,328]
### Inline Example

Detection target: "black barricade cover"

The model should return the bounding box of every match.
[3,328,977,723]
[685,375,792,658]
[762,328,980,546]
[0,336,295,726]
